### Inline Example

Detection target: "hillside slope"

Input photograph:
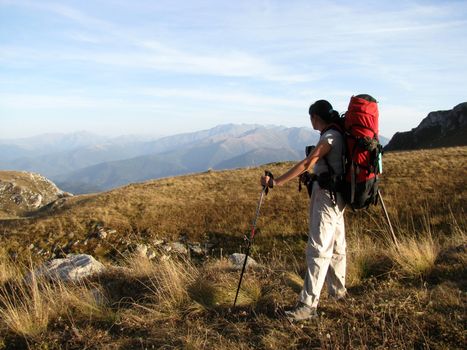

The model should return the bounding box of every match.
[0,147,465,349]
[53,126,318,193]
[0,147,465,261]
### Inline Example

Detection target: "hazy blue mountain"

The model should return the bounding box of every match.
[215,147,300,169]
[55,154,187,192]
[53,125,319,193]
[0,131,106,156]
[2,142,162,177]
[0,131,163,174]
[0,125,263,177]
[0,144,33,162]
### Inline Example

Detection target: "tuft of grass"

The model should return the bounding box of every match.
[282,271,303,293]
[0,273,55,338]
[58,282,114,322]
[388,232,439,278]
[124,252,158,278]
[430,282,463,311]
[347,235,392,286]
[0,250,18,285]
[121,253,200,317]
[261,328,299,349]
[0,262,113,339]
[147,257,198,311]
[189,259,261,309]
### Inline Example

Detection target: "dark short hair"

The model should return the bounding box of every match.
[308,99,339,123]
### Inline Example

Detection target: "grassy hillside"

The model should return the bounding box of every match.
[0,147,465,349]
[1,147,465,261]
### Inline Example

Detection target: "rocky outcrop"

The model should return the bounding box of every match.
[0,171,72,217]
[385,103,467,151]
[30,254,106,282]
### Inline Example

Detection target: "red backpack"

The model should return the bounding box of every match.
[298,94,383,209]
[342,94,382,209]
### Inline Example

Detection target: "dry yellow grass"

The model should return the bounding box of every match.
[0,250,19,285]
[0,147,465,267]
[0,273,53,339]
[0,146,465,348]
[389,232,440,278]
[0,253,112,340]
[189,259,262,309]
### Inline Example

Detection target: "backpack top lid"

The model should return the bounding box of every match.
[345,94,379,138]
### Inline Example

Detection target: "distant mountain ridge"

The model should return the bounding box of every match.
[385,103,467,151]
[0,132,162,176]
[53,125,318,192]
[0,124,321,193]
[1,124,392,194]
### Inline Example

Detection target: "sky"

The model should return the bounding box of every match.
[1,0,466,139]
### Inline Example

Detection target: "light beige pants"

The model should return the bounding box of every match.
[299,182,346,308]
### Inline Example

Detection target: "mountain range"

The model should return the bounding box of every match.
[8,103,467,194]
[1,124,325,193]
[3,99,466,194]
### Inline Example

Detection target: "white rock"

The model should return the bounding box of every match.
[189,243,205,255]
[97,230,107,239]
[170,242,188,255]
[229,253,258,270]
[31,254,106,282]
[31,194,43,208]
[134,244,148,257]
[146,249,157,260]
[162,244,172,252]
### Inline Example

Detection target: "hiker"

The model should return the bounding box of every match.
[261,99,346,321]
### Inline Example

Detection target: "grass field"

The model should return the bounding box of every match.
[0,146,465,349]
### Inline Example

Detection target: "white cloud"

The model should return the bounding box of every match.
[0,44,315,83]
[66,32,103,44]
[0,93,160,110]
[137,87,302,108]
[1,0,466,138]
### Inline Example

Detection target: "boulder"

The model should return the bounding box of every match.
[229,253,258,270]
[31,254,105,282]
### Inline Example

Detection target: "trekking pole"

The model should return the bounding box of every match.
[233,171,272,308]
[377,189,399,249]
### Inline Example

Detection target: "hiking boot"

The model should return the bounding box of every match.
[328,291,347,302]
[285,303,318,322]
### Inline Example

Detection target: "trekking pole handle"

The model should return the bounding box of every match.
[264,170,274,195]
